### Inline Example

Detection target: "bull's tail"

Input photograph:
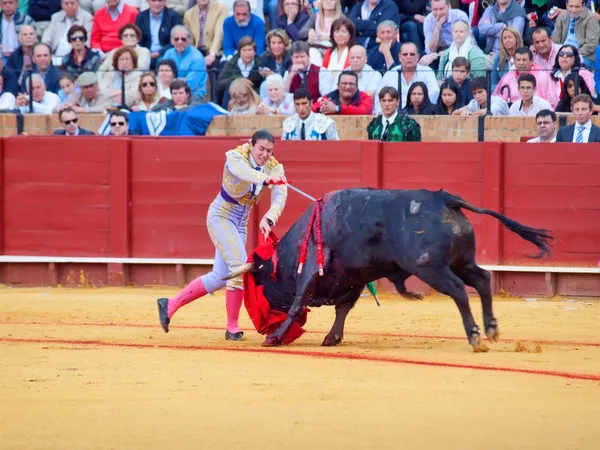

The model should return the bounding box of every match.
[439,191,554,259]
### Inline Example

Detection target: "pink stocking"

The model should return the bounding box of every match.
[225,289,244,333]
[167,277,208,318]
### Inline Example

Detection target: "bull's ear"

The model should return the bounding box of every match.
[222,262,257,280]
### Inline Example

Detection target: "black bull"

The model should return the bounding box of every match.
[225,188,554,351]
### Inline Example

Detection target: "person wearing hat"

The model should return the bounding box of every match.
[56,71,112,113]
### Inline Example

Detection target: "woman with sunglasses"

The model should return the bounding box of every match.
[131,73,161,111]
[61,25,103,77]
[549,44,596,103]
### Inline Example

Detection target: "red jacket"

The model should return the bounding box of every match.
[312,90,373,115]
[91,5,139,52]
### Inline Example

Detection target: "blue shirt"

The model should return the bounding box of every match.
[222,14,266,58]
[149,11,164,53]
[161,46,207,98]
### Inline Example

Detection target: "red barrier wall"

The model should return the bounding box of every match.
[1,136,599,295]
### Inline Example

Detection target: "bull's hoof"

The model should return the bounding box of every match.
[322,333,343,346]
[469,332,489,353]
[485,320,500,342]
[262,335,282,347]
[402,291,423,301]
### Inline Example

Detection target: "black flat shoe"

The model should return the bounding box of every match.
[157,298,170,333]
[225,330,245,341]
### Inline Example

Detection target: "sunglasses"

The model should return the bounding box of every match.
[142,81,156,87]
[70,35,85,41]
[173,37,188,42]
[62,118,78,125]
[402,52,417,57]
[110,121,126,126]
[558,51,575,57]
[122,33,137,39]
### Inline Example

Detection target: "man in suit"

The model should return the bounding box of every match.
[183,0,228,68]
[556,93,600,143]
[54,107,95,135]
[135,0,182,69]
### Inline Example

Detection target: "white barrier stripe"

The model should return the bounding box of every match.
[0,256,599,273]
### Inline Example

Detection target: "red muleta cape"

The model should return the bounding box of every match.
[243,232,309,344]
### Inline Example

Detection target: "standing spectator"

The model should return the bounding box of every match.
[98,24,151,74]
[275,0,313,41]
[136,0,182,69]
[6,24,37,84]
[348,45,381,97]
[283,40,322,102]
[347,0,400,50]
[367,86,421,141]
[91,0,139,53]
[556,94,600,142]
[312,70,374,115]
[0,72,17,109]
[60,24,102,76]
[222,0,266,59]
[42,0,93,64]
[434,20,486,80]
[479,0,526,69]
[423,0,468,58]
[54,107,95,135]
[527,109,557,143]
[508,74,553,116]
[281,88,339,140]
[375,42,440,113]
[402,81,436,115]
[16,73,60,113]
[366,20,399,73]
[161,25,207,99]
[184,0,227,68]
[58,71,113,112]
[552,0,599,70]
[21,42,62,93]
[0,0,36,60]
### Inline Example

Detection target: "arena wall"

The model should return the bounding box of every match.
[1,136,599,297]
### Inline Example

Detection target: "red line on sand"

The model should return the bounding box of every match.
[2,320,599,348]
[1,337,599,382]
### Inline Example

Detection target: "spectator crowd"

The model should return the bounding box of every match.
[1,0,600,142]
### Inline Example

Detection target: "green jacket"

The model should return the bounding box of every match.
[367,112,421,142]
[436,46,486,80]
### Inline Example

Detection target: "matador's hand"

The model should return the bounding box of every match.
[259,217,272,241]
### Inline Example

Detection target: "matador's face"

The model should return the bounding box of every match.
[250,140,274,167]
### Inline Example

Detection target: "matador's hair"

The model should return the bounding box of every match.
[251,129,275,145]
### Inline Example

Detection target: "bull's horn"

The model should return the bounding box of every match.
[222,262,256,280]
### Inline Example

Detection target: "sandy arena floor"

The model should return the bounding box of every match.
[1,287,599,450]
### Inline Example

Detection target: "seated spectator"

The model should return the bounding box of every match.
[0,0,36,59]
[0,58,19,95]
[348,44,381,97]
[222,0,266,59]
[161,25,207,98]
[97,46,141,107]
[508,74,553,116]
[131,72,161,111]
[402,81,436,115]
[21,43,62,94]
[281,87,339,140]
[459,76,509,118]
[139,0,187,16]
[275,0,313,42]
[217,36,264,107]
[57,71,77,101]
[256,73,294,115]
[479,0,526,69]
[54,106,95,135]
[436,79,463,115]
[307,0,343,66]
[556,93,600,142]
[375,42,440,113]
[423,0,468,59]
[184,0,227,68]
[91,0,139,53]
[319,17,355,95]
[156,58,176,99]
[531,26,561,71]
[367,86,421,141]
[396,0,428,56]
[98,24,151,75]
[228,77,260,114]
[0,72,17,109]
[136,0,182,70]
[7,25,37,85]
[312,70,373,115]
[58,71,113,112]
[446,57,473,105]
[42,0,93,64]
[108,110,130,136]
[490,26,523,92]
[493,47,555,107]
[552,0,599,71]
[259,29,292,78]
[366,20,399,73]
[283,40,322,102]
[434,20,486,81]
[60,24,102,76]
[550,44,595,102]
[527,109,557,143]
[16,73,60,113]
[555,71,595,112]
[152,78,205,111]
[347,0,400,50]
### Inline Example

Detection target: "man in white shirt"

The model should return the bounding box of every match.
[509,74,552,116]
[556,93,600,142]
[348,45,382,97]
[527,109,557,143]
[16,74,60,114]
[374,42,440,113]
[281,88,339,140]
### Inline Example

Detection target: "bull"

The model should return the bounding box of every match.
[225,188,553,351]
